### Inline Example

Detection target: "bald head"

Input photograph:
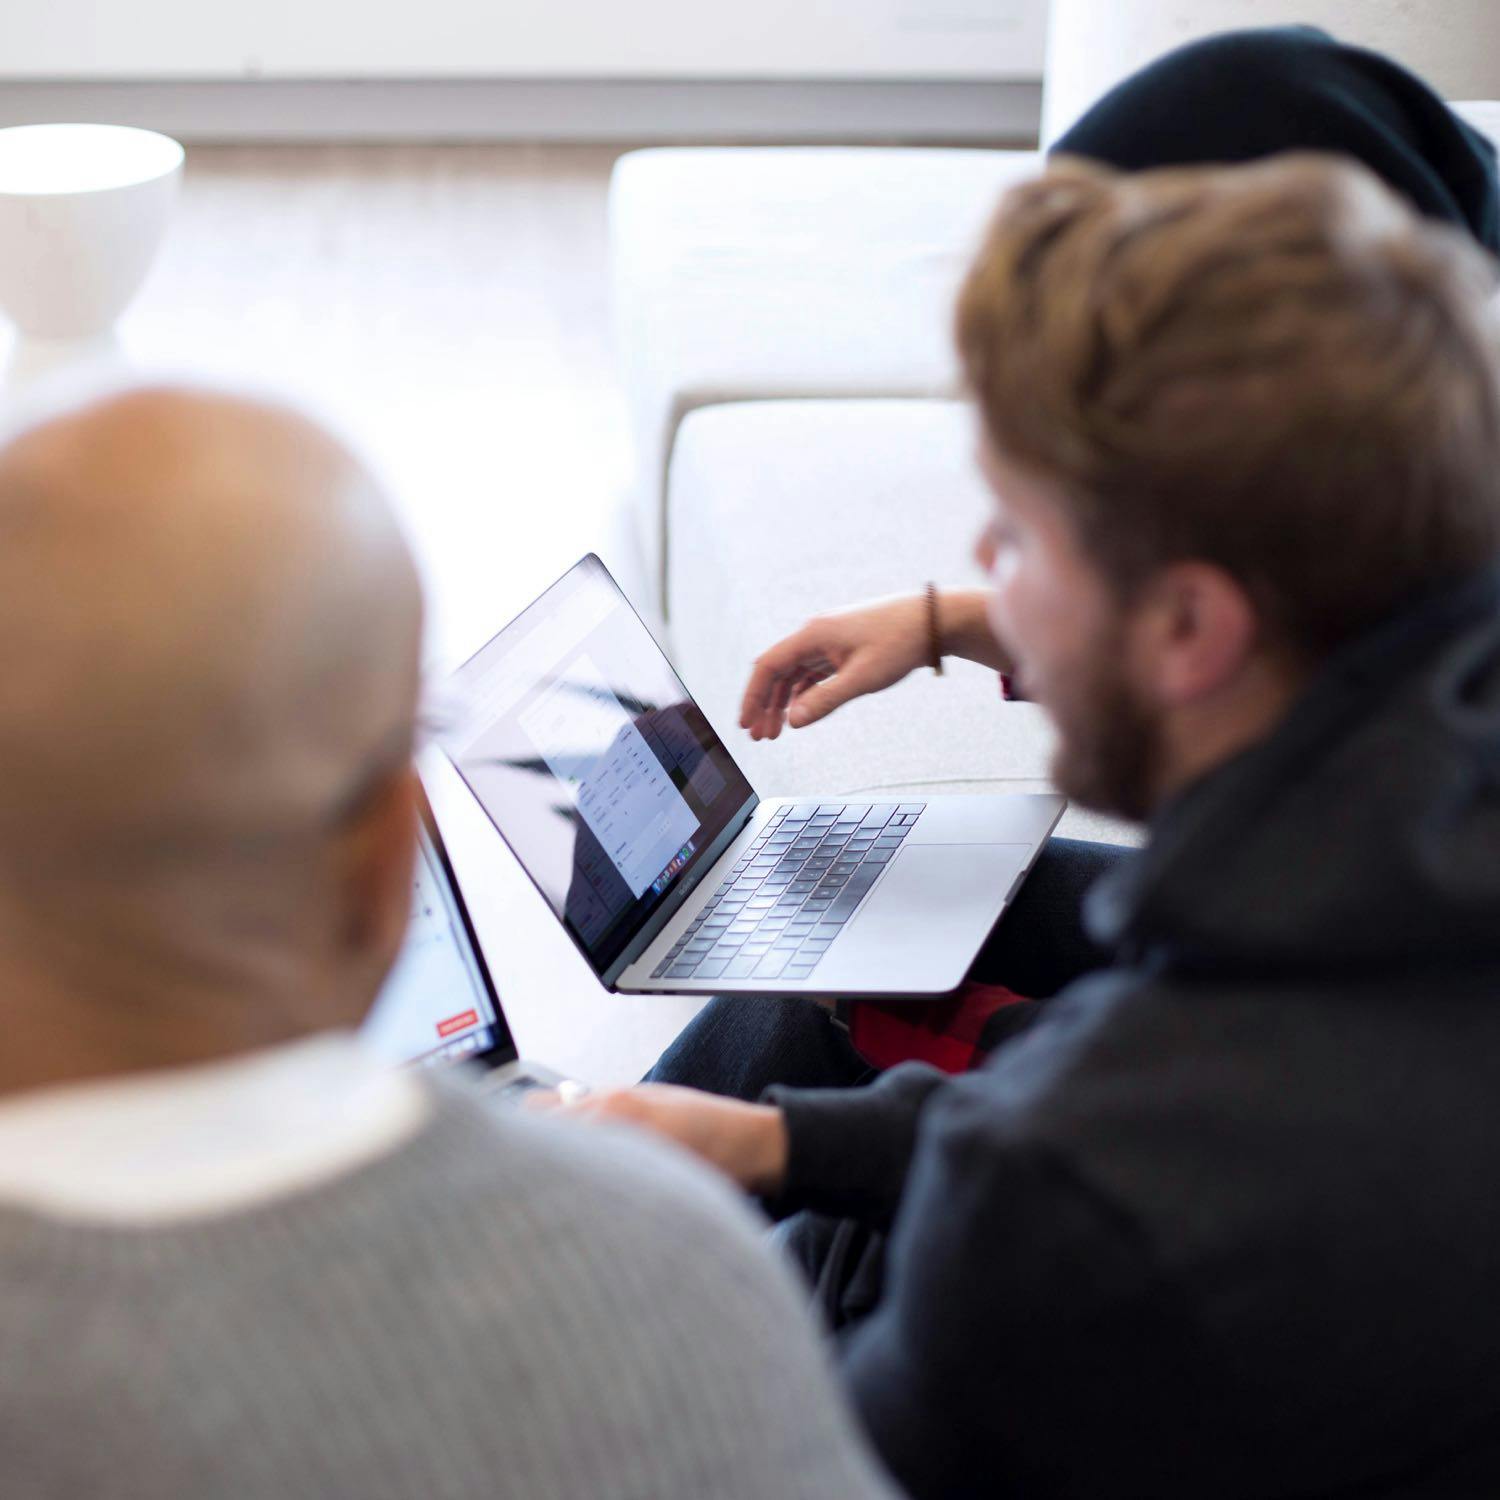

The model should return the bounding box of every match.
[0,385,424,1080]
[0,385,420,850]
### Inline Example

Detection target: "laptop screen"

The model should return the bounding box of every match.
[439,555,756,977]
[361,804,516,1070]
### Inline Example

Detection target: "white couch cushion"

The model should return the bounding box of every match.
[666,398,1138,846]
[610,146,1042,607]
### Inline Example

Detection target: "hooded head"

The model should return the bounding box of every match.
[1054,26,1500,254]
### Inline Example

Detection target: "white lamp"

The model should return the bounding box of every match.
[0,123,184,388]
[1044,0,1500,146]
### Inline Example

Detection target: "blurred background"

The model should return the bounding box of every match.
[0,1,1047,142]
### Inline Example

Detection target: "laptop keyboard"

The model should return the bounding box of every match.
[650,802,926,985]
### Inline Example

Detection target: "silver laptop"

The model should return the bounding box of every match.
[361,787,575,1099]
[440,555,1064,1000]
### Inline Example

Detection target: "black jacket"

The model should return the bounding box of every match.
[769,574,1500,1499]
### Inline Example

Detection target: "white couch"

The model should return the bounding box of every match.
[610,105,1500,846]
[609,146,1039,610]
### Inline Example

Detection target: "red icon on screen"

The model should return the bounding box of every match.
[437,1009,479,1039]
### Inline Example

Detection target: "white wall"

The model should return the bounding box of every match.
[0,0,1046,80]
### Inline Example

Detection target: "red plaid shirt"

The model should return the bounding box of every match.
[848,984,1039,1074]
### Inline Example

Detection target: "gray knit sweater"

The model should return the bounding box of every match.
[0,1079,899,1499]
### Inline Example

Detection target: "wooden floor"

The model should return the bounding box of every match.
[60,144,705,1082]
[117,143,648,666]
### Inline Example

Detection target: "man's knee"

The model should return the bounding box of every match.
[647,994,858,1098]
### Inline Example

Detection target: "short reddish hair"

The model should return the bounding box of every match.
[956,154,1500,657]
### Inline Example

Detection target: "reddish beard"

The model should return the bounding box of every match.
[1045,632,1164,823]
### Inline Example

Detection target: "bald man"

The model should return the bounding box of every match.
[0,386,898,1500]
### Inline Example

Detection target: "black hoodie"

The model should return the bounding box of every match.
[768,573,1500,1499]
[1054,26,1500,255]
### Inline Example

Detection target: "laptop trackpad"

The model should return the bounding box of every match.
[821,842,1032,995]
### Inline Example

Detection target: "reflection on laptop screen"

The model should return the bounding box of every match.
[440,556,755,976]
[362,822,507,1068]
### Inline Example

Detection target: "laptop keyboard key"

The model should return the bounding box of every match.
[828,878,879,920]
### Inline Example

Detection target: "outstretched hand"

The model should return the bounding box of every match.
[740,595,932,741]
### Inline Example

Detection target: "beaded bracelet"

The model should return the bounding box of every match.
[925,582,945,677]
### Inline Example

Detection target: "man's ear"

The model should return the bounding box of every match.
[336,764,419,970]
[1133,562,1260,707]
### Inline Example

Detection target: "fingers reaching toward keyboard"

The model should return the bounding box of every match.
[740,595,931,741]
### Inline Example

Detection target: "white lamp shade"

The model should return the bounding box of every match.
[1044,0,1500,146]
[0,124,183,342]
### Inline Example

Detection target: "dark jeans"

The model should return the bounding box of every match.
[644,835,1131,1330]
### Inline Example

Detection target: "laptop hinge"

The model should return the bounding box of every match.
[603,795,760,989]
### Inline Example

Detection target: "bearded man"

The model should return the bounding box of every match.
[554,155,1500,1500]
